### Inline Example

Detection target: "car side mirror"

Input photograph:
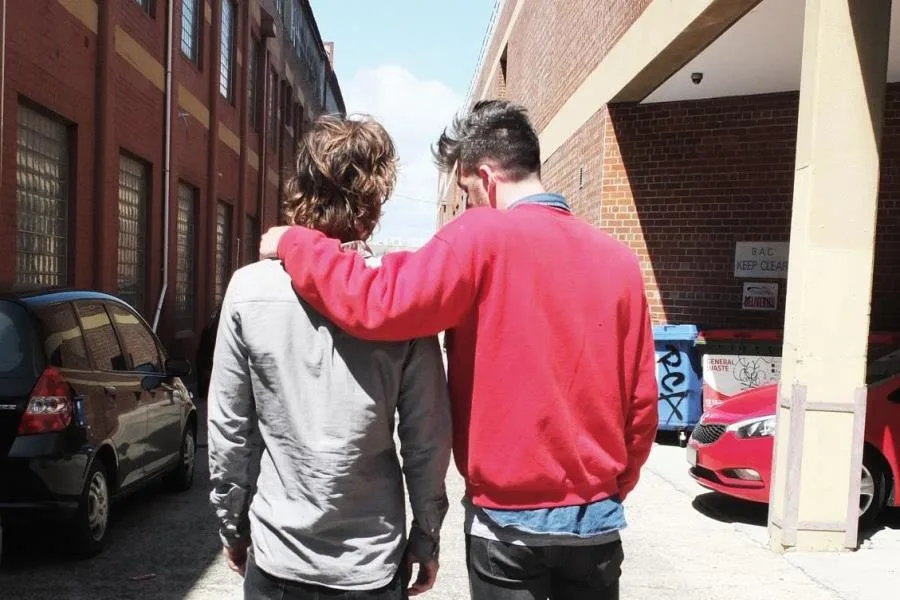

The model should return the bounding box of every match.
[166,358,193,379]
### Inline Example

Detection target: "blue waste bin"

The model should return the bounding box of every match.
[652,324,702,441]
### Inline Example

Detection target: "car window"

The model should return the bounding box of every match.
[75,302,128,372]
[0,300,41,396]
[107,303,162,373]
[32,303,91,370]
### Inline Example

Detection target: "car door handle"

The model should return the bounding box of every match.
[103,386,117,396]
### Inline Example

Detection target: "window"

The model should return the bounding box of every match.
[0,301,40,394]
[267,68,278,150]
[16,103,70,289]
[215,202,233,306]
[75,303,128,372]
[284,86,293,129]
[134,0,154,15]
[291,0,302,48]
[176,183,197,326]
[249,39,261,132]
[498,46,508,99]
[117,154,149,315]
[108,304,161,373]
[219,0,236,101]
[180,0,201,65]
[244,216,258,265]
[34,303,90,371]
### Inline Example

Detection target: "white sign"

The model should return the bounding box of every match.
[702,354,782,410]
[742,282,778,311]
[734,242,789,279]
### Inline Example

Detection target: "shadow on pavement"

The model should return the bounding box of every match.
[0,453,223,600]
[691,492,768,527]
[860,507,900,543]
[693,492,900,545]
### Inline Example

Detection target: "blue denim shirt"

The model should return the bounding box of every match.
[482,191,628,538]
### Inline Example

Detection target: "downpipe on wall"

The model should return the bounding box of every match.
[152,0,175,332]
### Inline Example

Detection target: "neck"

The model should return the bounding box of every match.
[495,177,546,210]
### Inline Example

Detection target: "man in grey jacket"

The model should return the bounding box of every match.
[207,115,451,599]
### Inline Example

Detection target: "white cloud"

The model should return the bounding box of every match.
[342,65,461,246]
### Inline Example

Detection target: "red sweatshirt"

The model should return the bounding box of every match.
[277,203,659,509]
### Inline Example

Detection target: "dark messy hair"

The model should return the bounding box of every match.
[432,100,541,181]
[284,114,397,243]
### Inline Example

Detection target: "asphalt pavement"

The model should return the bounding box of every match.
[2,426,899,599]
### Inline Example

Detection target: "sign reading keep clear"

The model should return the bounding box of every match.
[734,242,789,279]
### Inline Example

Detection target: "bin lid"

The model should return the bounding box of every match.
[697,329,782,343]
[696,329,900,345]
[653,324,700,341]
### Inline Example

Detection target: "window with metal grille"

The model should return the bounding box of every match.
[215,202,233,306]
[244,216,258,266]
[249,39,260,132]
[16,104,70,290]
[134,0,154,16]
[219,0,236,101]
[176,183,197,326]
[180,0,201,65]
[117,154,149,314]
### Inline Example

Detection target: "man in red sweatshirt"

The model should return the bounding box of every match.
[259,101,658,600]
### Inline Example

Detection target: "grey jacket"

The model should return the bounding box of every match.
[207,250,451,590]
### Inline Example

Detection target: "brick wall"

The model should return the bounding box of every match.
[447,0,653,220]
[1,0,337,362]
[502,0,652,131]
[1,0,98,290]
[573,89,900,331]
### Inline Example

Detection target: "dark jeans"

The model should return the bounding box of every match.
[244,554,408,600]
[466,535,624,600]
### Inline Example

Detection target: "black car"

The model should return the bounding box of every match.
[0,290,197,557]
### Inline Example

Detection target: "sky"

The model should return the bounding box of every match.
[309,0,496,246]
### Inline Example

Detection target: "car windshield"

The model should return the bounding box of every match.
[867,348,900,384]
[0,300,41,397]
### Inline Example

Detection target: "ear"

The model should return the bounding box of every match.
[477,164,494,188]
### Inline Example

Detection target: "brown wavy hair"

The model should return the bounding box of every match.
[284,114,397,243]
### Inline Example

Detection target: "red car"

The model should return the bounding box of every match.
[687,349,900,526]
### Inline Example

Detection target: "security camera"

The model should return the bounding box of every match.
[691,72,703,85]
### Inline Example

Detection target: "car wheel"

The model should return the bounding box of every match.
[69,460,110,557]
[164,428,196,492]
[859,451,889,531]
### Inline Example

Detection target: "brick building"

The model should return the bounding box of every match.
[444,0,900,553]
[0,0,343,358]
[441,0,900,334]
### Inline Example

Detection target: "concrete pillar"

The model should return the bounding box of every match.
[768,0,891,552]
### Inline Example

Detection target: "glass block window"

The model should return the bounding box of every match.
[176,183,197,325]
[215,202,233,306]
[180,0,201,65]
[268,68,278,150]
[249,39,261,132]
[16,104,70,290]
[117,154,149,314]
[219,0,236,101]
[134,0,154,15]
[244,216,258,265]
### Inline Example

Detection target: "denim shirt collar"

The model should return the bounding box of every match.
[508,192,571,213]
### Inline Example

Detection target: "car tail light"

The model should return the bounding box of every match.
[17,367,73,435]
